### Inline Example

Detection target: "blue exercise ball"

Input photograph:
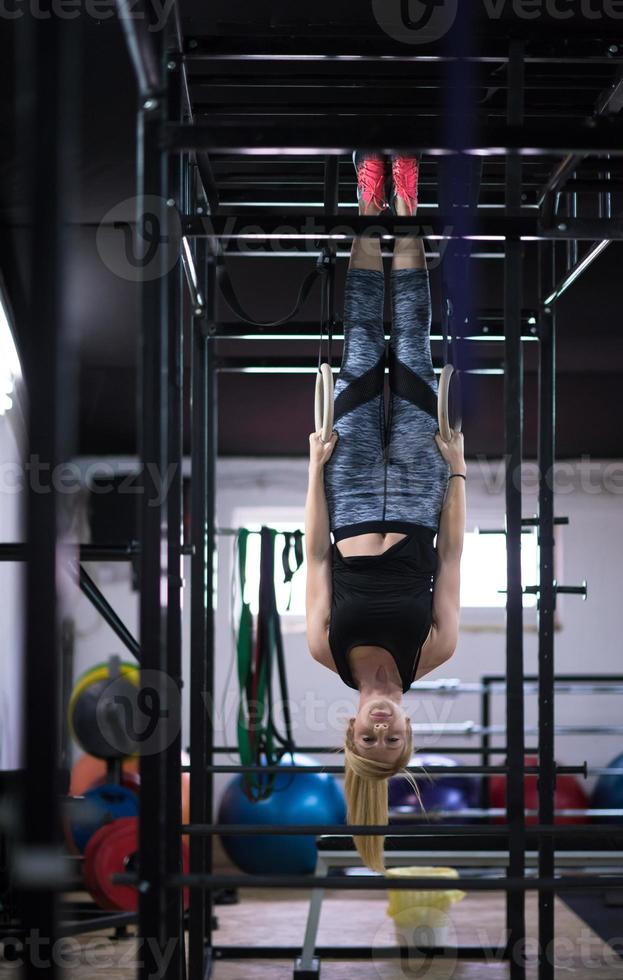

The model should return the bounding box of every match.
[218,753,346,874]
[590,752,623,824]
[389,753,481,823]
[70,783,139,852]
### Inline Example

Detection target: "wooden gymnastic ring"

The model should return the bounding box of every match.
[438,364,462,443]
[314,363,334,444]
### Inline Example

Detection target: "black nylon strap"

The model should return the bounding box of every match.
[317,248,335,372]
[215,252,322,327]
[388,346,438,420]
[333,354,385,423]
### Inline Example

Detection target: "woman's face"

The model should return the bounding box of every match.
[351,698,409,763]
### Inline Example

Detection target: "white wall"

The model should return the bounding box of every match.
[66,456,623,807]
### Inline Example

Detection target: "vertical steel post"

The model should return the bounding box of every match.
[189,238,216,979]
[504,38,527,980]
[136,36,176,979]
[537,244,556,980]
[17,13,80,978]
[480,679,491,809]
[566,188,578,269]
[204,255,217,950]
[164,52,185,980]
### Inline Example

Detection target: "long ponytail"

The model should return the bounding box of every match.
[343,717,417,873]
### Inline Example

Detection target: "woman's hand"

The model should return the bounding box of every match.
[434,430,465,474]
[309,430,338,469]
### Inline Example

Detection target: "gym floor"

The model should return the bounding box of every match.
[4,890,617,979]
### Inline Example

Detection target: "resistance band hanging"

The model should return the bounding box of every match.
[236,527,296,801]
[314,248,335,443]
[281,529,304,612]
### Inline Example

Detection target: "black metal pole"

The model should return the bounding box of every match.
[537,242,557,980]
[189,238,210,979]
[113,0,161,99]
[135,37,174,980]
[480,678,491,810]
[17,13,81,976]
[204,242,218,959]
[164,50,185,980]
[504,39,527,980]
[74,563,140,661]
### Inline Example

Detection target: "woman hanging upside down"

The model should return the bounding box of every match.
[305,150,466,871]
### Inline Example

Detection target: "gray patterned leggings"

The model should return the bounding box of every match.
[324,267,449,542]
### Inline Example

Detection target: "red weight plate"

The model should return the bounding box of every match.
[84,817,139,911]
[84,816,190,911]
[181,837,190,911]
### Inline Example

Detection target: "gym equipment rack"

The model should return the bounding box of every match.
[7,3,623,980]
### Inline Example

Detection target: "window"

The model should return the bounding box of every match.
[237,520,307,617]
[0,290,21,416]
[460,529,538,608]
[233,514,539,619]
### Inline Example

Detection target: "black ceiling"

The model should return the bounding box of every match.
[1,3,622,460]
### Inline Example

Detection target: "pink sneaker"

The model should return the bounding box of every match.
[391,155,420,215]
[352,150,388,212]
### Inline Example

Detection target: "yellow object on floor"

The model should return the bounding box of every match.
[386,866,466,945]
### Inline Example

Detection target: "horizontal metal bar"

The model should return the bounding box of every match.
[523,582,587,595]
[484,673,623,683]
[212,313,538,339]
[213,945,508,960]
[182,213,623,240]
[184,32,623,57]
[183,823,607,838]
[201,764,585,776]
[408,722,616,736]
[410,678,623,695]
[164,119,623,155]
[521,515,569,526]
[0,543,194,561]
[164,873,623,893]
[217,245,506,259]
[59,910,137,938]
[213,360,504,375]
[209,744,536,756]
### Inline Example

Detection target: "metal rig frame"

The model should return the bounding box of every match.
[10,4,623,980]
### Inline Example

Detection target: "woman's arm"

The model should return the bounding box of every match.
[305,431,338,670]
[417,431,466,674]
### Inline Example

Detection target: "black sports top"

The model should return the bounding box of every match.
[328,526,437,694]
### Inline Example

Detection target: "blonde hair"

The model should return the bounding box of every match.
[343,716,419,873]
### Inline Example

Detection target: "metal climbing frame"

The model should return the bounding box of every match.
[11,4,623,980]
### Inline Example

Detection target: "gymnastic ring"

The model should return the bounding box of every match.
[314,363,334,444]
[438,364,462,443]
